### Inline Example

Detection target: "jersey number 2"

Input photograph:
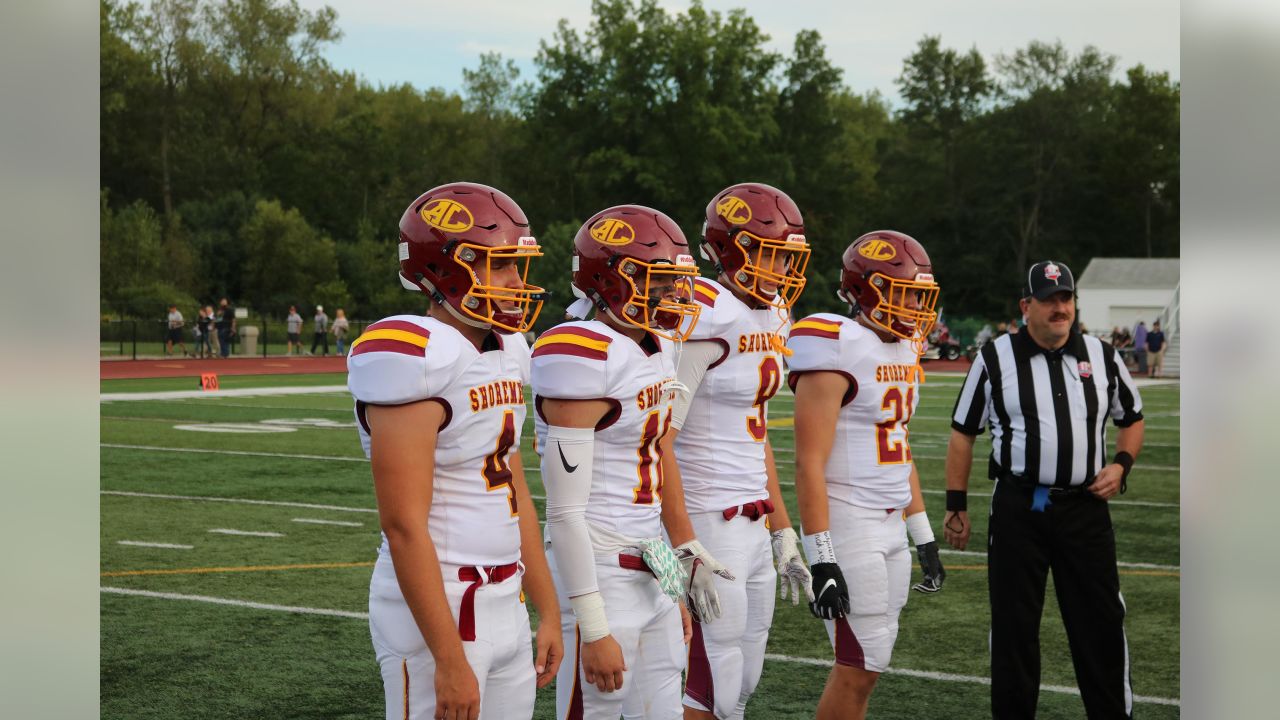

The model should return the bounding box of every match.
[634,409,672,504]
[482,410,518,516]
[747,356,782,442]
[876,386,914,465]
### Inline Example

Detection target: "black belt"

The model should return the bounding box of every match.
[999,472,1091,498]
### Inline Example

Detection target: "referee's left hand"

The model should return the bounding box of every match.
[1089,464,1124,500]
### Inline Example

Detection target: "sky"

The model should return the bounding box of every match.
[295,0,1179,102]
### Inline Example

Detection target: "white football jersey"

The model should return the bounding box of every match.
[673,277,790,513]
[786,313,920,510]
[531,320,677,540]
[348,316,530,567]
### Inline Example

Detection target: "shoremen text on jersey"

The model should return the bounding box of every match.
[530,320,678,539]
[348,315,530,567]
[786,313,921,509]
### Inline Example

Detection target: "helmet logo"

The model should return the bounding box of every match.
[857,239,897,261]
[420,199,474,233]
[716,196,752,225]
[589,218,635,245]
[675,254,696,266]
[1044,263,1062,283]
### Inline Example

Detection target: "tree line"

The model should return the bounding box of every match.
[101,0,1179,329]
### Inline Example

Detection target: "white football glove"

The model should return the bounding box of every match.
[770,527,815,605]
[675,539,736,622]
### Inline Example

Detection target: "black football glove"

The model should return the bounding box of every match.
[912,541,946,594]
[808,562,850,620]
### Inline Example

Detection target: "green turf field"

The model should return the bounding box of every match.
[100,372,1180,719]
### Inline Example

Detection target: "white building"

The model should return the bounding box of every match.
[1076,258,1179,335]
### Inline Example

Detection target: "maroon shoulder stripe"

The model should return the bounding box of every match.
[789,326,840,340]
[538,326,613,344]
[530,343,608,361]
[364,319,430,338]
[351,338,426,358]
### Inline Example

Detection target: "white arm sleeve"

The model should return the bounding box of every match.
[669,340,726,430]
[542,424,611,639]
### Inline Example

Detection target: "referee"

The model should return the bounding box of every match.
[943,260,1145,719]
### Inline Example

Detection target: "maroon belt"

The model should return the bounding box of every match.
[723,498,775,521]
[457,561,521,641]
[618,553,655,576]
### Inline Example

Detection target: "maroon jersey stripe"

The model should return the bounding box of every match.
[789,326,840,339]
[530,342,608,361]
[364,319,431,338]
[538,326,613,344]
[350,338,426,358]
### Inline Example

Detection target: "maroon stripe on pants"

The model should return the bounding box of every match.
[834,615,867,669]
[566,625,584,720]
[684,621,715,710]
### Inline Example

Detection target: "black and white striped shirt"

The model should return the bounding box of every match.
[951,330,1143,487]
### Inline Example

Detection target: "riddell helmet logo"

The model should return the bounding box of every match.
[857,239,897,261]
[716,196,752,224]
[589,218,635,245]
[420,199,474,233]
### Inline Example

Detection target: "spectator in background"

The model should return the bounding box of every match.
[216,298,236,358]
[331,308,349,356]
[285,305,303,355]
[165,305,188,357]
[196,306,214,358]
[310,305,329,356]
[995,322,1008,338]
[1133,320,1148,375]
[1147,320,1166,378]
[1009,318,1021,335]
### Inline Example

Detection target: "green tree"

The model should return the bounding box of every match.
[239,199,341,313]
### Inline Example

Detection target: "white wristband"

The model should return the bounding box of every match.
[569,591,610,643]
[905,511,935,546]
[801,530,838,565]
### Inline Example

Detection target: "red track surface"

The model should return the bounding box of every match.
[103,354,970,380]
[101,355,348,380]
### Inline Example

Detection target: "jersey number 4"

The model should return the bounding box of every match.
[634,408,672,505]
[876,386,914,464]
[747,356,782,442]
[482,410,518,516]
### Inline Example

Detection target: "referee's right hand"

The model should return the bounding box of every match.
[943,511,971,550]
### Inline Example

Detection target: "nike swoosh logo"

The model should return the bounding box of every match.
[557,443,578,473]
[818,578,838,598]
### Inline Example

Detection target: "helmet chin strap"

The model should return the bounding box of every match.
[419,277,492,330]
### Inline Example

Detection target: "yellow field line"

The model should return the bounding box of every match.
[101,561,374,578]
[771,416,794,428]
[947,564,1179,579]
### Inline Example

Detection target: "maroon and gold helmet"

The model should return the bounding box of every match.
[572,205,701,341]
[839,230,939,352]
[701,182,810,309]
[397,182,546,333]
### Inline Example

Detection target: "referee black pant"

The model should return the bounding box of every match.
[988,478,1133,719]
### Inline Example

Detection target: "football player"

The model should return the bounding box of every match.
[349,182,563,720]
[787,230,947,720]
[665,183,815,720]
[533,205,733,720]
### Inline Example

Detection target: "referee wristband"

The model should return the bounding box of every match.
[1113,451,1134,494]
[945,490,968,512]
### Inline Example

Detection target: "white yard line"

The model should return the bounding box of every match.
[97,586,1178,707]
[102,490,379,514]
[101,385,349,402]
[292,518,364,528]
[760,653,1178,707]
[101,443,367,463]
[938,548,1179,571]
[116,541,193,550]
[209,528,284,538]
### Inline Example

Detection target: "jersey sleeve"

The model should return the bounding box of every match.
[347,316,456,404]
[686,278,736,340]
[530,323,612,399]
[786,314,844,374]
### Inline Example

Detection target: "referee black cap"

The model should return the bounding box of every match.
[1024,260,1075,300]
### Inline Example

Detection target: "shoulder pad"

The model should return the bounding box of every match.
[347,316,459,404]
[530,322,611,399]
[786,314,845,374]
[687,278,742,341]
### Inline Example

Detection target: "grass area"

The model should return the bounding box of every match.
[102,372,348,394]
[100,374,1180,719]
